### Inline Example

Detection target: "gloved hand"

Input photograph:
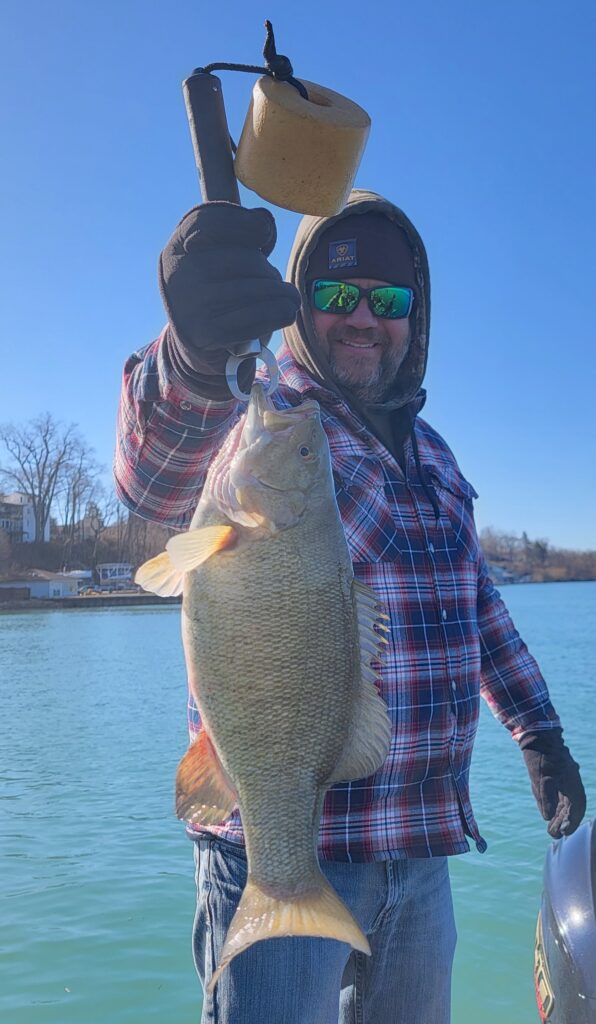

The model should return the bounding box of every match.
[520,728,586,839]
[159,203,301,398]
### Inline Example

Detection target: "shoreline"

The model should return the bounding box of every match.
[1,577,595,614]
[0,593,181,612]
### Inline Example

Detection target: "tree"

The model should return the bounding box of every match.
[57,437,102,564]
[85,487,119,563]
[0,414,79,541]
[479,528,522,567]
[102,506,174,566]
[521,531,550,573]
[114,504,128,562]
[531,538,549,568]
[0,528,11,573]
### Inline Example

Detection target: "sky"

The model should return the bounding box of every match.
[1,0,595,549]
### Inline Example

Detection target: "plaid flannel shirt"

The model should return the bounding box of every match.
[115,332,561,860]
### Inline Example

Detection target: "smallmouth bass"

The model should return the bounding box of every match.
[137,383,391,991]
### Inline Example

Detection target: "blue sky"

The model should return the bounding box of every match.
[1,1,595,548]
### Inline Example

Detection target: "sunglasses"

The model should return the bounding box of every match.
[312,279,414,320]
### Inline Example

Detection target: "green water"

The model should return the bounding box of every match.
[1,582,594,1022]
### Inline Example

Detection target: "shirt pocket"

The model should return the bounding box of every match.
[425,464,480,565]
[332,453,403,563]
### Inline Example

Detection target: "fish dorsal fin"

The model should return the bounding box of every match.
[166,525,236,572]
[176,729,238,825]
[135,551,184,597]
[326,580,392,785]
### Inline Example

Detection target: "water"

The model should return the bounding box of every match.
[1,582,594,1022]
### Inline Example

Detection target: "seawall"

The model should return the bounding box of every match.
[0,594,181,612]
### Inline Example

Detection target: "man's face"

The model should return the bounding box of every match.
[310,278,411,403]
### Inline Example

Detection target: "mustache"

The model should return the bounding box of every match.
[327,325,387,346]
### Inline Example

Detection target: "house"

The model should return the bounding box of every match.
[0,492,50,543]
[0,571,79,600]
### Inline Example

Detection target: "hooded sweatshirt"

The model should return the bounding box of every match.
[283,189,431,464]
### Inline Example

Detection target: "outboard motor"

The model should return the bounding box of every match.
[535,819,596,1022]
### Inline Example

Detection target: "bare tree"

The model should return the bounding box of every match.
[123,512,149,567]
[107,501,129,562]
[85,487,119,563]
[110,508,174,567]
[0,414,79,541]
[480,528,524,569]
[501,532,523,566]
[0,528,11,573]
[58,438,103,564]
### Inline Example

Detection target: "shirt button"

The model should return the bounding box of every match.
[428,543,435,554]
[180,400,192,411]
[451,680,457,691]
[442,609,447,621]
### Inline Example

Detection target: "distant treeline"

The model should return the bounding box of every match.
[0,514,175,577]
[480,528,596,582]
[0,411,177,576]
[4,520,595,584]
[1,413,594,581]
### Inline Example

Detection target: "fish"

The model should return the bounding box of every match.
[136,382,391,991]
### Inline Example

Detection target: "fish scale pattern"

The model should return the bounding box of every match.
[183,496,360,889]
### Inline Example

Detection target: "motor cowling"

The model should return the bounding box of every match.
[535,819,596,1022]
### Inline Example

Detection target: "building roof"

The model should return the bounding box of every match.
[0,569,80,583]
[0,492,31,505]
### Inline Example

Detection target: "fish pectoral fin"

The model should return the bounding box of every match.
[166,525,236,572]
[135,525,236,593]
[135,551,184,597]
[326,580,392,784]
[207,873,370,994]
[175,729,238,825]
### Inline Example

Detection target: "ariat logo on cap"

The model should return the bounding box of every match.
[328,238,357,270]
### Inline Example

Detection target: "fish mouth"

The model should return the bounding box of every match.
[251,382,319,420]
[243,384,320,442]
[251,478,287,493]
[234,470,301,497]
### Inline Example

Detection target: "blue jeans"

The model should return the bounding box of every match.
[192,837,457,1024]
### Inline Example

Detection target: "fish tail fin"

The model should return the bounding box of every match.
[207,872,370,993]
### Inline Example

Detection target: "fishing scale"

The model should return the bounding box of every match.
[181,20,371,399]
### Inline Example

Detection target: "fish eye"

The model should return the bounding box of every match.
[299,445,311,457]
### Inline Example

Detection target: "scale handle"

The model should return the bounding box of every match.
[182,70,241,204]
[181,69,271,396]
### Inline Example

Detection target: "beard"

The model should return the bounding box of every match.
[327,330,410,404]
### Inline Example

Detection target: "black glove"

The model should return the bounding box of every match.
[159,203,301,399]
[520,728,586,838]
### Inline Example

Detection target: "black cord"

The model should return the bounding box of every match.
[262,19,308,99]
[191,20,309,101]
[410,423,442,521]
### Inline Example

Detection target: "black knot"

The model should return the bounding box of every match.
[263,19,308,98]
[267,52,294,81]
[263,19,292,79]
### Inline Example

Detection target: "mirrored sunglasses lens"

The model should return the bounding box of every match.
[313,281,359,313]
[370,287,413,319]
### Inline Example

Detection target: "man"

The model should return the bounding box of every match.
[115,190,586,1023]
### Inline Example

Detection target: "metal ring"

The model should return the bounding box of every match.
[225,345,280,401]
